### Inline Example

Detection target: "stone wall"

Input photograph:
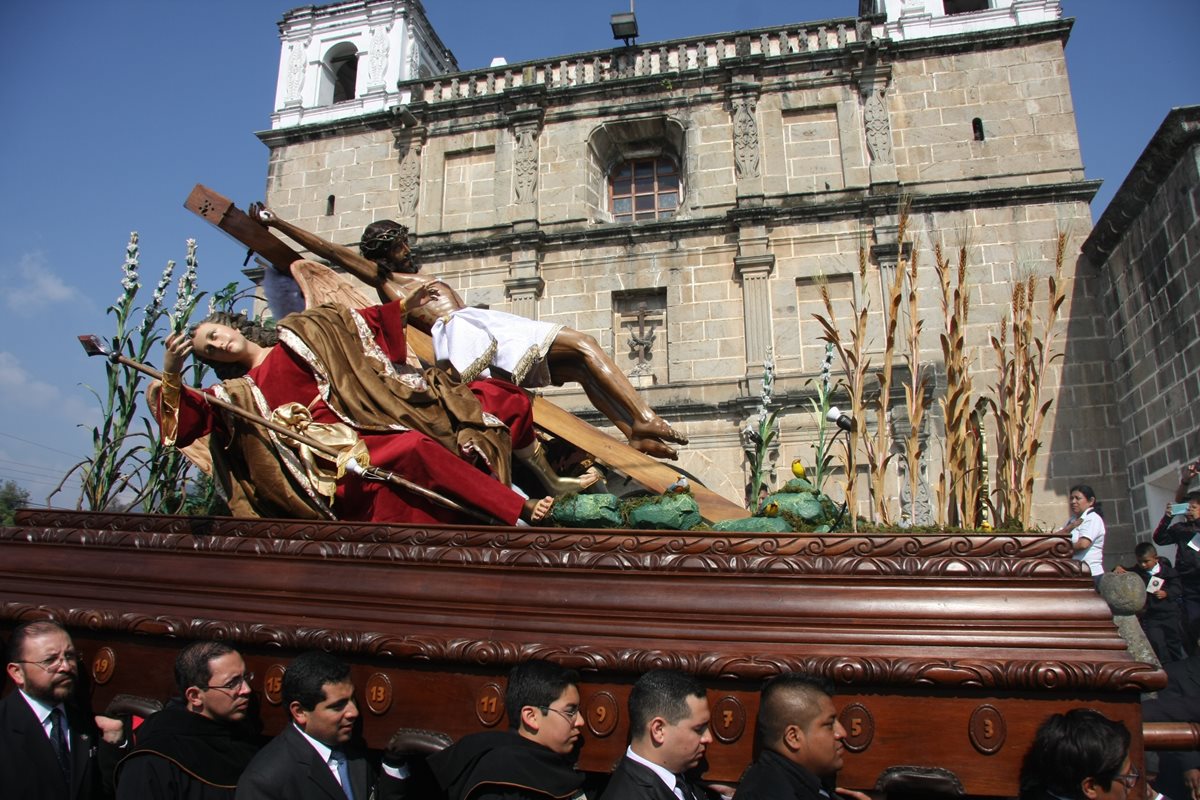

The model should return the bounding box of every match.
[1084,107,1200,545]
[259,9,1127,554]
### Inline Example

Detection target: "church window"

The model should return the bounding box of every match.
[610,158,679,223]
[587,116,687,224]
[972,118,985,141]
[318,42,360,106]
[331,52,358,103]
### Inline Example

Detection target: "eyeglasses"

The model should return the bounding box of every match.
[204,672,255,693]
[1113,765,1141,789]
[539,705,580,723]
[16,652,80,672]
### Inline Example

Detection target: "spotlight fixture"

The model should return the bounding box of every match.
[610,11,638,46]
[826,406,855,432]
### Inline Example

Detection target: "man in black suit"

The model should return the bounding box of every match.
[599,670,716,800]
[1,619,126,799]
[235,651,405,800]
[115,640,261,798]
[428,659,589,800]
[734,673,869,800]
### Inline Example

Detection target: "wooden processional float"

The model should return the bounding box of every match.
[0,186,1184,798]
[0,508,1175,798]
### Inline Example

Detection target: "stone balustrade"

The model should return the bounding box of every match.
[405,18,872,104]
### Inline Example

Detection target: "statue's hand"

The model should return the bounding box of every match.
[248,201,274,225]
[163,331,193,374]
[399,278,434,313]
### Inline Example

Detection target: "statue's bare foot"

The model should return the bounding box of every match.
[630,437,679,460]
[522,496,555,525]
[631,417,688,446]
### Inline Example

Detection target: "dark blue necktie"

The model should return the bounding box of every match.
[49,707,71,779]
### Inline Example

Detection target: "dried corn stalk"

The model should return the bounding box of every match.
[986,232,1068,528]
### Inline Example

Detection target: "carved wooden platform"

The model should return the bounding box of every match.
[0,509,1165,797]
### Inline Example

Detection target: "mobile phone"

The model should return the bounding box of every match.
[1170,502,1190,516]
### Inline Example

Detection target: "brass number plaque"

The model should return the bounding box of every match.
[91,648,115,685]
[711,696,745,744]
[838,703,874,752]
[969,704,1006,755]
[263,664,286,706]
[585,691,619,737]
[365,673,393,715]
[476,683,505,727]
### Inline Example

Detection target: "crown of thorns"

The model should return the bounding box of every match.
[359,227,408,250]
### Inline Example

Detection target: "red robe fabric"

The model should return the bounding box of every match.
[174,301,534,526]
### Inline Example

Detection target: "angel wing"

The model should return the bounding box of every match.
[290,259,425,369]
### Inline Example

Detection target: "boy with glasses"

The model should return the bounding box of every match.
[115,640,261,799]
[430,659,589,799]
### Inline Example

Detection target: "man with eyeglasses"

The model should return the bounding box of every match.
[1019,708,1139,800]
[114,641,261,798]
[235,650,406,800]
[429,659,590,799]
[1,619,126,799]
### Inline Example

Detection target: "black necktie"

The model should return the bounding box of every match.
[675,774,697,800]
[49,707,71,779]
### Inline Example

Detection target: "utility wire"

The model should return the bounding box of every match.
[0,430,84,460]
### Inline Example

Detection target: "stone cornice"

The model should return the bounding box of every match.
[410,180,1100,262]
[883,18,1074,59]
[1083,105,1200,264]
[256,108,400,148]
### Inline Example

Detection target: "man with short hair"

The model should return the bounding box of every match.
[734,673,869,800]
[1019,709,1135,799]
[0,620,126,799]
[235,651,404,800]
[115,640,260,798]
[599,670,715,800]
[429,659,589,799]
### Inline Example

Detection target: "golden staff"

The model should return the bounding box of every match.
[77,334,503,525]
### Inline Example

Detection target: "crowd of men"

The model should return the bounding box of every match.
[0,619,1141,800]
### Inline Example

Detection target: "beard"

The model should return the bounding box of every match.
[27,673,75,705]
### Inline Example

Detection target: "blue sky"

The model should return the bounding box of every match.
[0,0,1196,507]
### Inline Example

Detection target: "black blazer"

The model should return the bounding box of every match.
[0,689,116,800]
[599,756,710,800]
[235,722,402,800]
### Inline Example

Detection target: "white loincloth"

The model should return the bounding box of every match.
[431,307,563,388]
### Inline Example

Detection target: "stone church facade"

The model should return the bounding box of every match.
[256,0,1134,555]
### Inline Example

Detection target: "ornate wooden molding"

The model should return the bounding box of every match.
[1,510,1161,698]
[1,602,1164,692]
[7,510,1077,577]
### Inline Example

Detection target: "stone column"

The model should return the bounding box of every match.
[504,274,544,319]
[282,37,310,109]
[506,99,545,228]
[734,222,776,377]
[728,69,764,204]
[852,57,898,186]
[392,120,426,230]
[361,9,395,97]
